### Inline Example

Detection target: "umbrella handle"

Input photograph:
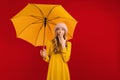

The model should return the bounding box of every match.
[43,46,45,49]
[43,25,46,49]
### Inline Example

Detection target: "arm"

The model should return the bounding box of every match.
[40,41,51,62]
[61,42,72,62]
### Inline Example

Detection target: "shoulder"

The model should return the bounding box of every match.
[67,41,72,45]
[46,40,52,46]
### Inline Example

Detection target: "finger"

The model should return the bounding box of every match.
[43,48,46,51]
[40,50,42,53]
[40,50,43,54]
[40,50,43,56]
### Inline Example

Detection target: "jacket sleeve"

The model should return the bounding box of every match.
[43,41,51,62]
[61,42,72,62]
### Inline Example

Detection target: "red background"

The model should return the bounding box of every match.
[0,0,120,80]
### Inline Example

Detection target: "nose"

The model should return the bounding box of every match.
[59,30,62,33]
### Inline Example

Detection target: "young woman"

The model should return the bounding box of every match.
[40,22,72,80]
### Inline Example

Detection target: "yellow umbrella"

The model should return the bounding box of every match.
[11,3,77,47]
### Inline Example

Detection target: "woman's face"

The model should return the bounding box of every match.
[55,27,65,37]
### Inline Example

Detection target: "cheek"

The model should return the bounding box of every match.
[55,31,59,35]
[62,30,65,34]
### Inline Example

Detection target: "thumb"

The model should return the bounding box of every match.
[43,48,46,51]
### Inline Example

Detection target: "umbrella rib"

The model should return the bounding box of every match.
[28,15,43,20]
[18,20,43,36]
[35,23,44,46]
[46,5,59,18]
[48,17,61,21]
[68,33,72,39]
[48,17,76,22]
[47,21,56,26]
[32,4,45,17]
[47,23,54,36]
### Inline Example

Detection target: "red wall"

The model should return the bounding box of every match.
[0,0,120,80]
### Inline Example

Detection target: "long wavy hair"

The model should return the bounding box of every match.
[52,30,67,53]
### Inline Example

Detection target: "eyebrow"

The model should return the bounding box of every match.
[56,27,65,30]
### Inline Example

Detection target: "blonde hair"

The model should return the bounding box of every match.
[52,22,68,53]
[52,33,67,53]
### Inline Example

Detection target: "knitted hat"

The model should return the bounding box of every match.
[54,22,68,33]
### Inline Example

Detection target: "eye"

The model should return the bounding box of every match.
[56,28,59,30]
[61,28,65,31]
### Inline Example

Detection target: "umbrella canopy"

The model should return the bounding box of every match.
[11,3,77,47]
